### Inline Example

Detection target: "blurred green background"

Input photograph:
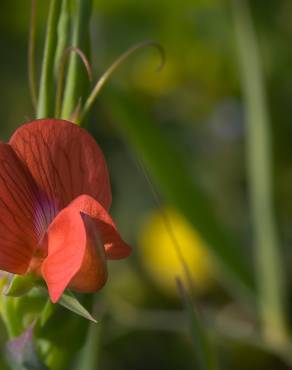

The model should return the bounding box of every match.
[1,0,292,369]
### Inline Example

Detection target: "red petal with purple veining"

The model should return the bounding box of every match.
[9,119,112,211]
[70,194,131,259]
[0,143,49,274]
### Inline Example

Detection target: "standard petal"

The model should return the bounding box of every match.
[9,119,112,211]
[41,206,87,303]
[0,144,50,274]
[70,194,131,260]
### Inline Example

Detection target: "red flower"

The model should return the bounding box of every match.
[0,119,131,303]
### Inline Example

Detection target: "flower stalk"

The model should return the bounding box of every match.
[61,0,93,121]
[37,0,62,118]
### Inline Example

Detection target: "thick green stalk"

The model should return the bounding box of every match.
[37,0,62,118]
[231,0,288,345]
[61,0,92,121]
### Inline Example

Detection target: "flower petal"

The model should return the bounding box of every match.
[41,206,87,303]
[9,119,112,211]
[0,144,48,274]
[68,213,107,294]
[70,194,131,260]
[41,203,108,303]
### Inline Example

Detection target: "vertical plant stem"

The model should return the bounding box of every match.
[28,0,37,112]
[1,297,22,338]
[61,0,92,121]
[231,0,288,345]
[54,0,70,78]
[75,323,101,370]
[36,0,62,118]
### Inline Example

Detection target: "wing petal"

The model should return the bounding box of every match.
[0,144,48,274]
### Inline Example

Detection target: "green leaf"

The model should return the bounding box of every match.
[0,290,48,338]
[4,274,39,297]
[104,90,256,301]
[58,291,97,323]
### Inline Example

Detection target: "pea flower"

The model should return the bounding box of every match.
[0,119,131,303]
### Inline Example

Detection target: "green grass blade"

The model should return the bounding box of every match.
[231,0,288,345]
[36,0,62,118]
[177,278,219,370]
[105,91,256,300]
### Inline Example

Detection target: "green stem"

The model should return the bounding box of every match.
[54,0,70,78]
[1,297,23,338]
[231,0,288,345]
[55,47,92,118]
[75,323,102,370]
[61,0,92,121]
[36,0,62,118]
[177,278,219,370]
[28,0,37,112]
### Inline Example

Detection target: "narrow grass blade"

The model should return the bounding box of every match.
[231,0,288,345]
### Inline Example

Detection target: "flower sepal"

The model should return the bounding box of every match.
[37,286,97,323]
[57,290,97,323]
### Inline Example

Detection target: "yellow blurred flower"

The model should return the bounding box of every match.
[138,207,216,296]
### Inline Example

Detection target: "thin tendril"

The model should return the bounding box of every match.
[28,0,37,112]
[55,47,93,118]
[135,157,195,294]
[78,40,165,123]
